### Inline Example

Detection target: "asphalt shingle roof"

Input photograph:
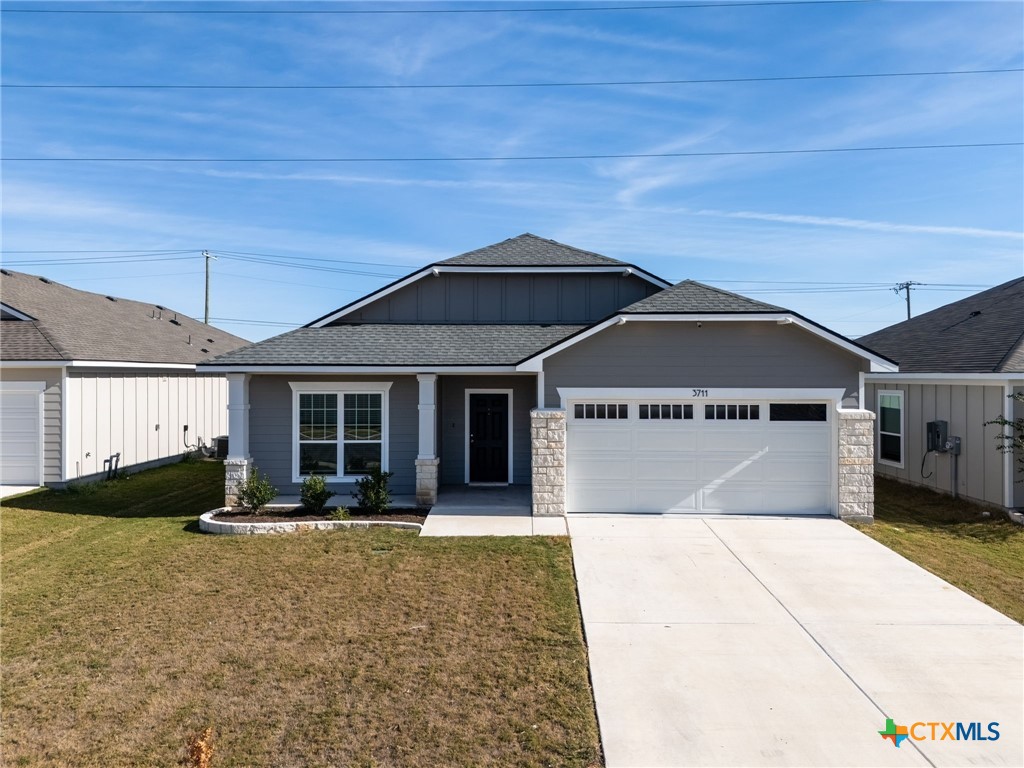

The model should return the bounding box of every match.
[0,270,249,363]
[438,233,626,266]
[620,280,786,313]
[857,278,1024,373]
[205,324,587,366]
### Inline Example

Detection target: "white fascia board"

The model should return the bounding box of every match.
[517,313,896,371]
[200,365,523,375]
[309,264,672,327]
[556,386,846,408]
[864,372,1023,385]
[65,360,198,370]
[0,302,37,321]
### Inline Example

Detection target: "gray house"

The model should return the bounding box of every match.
[861,278,1024,510]
[203,234,897,519]
[0,270,248,488]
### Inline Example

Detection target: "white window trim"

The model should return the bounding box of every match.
[288,381,392,483]
[877,389,904,468]
[464,388,514,485]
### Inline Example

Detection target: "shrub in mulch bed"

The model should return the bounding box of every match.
[212,507,430,524]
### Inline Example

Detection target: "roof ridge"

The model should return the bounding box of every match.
[680,279,782,309]
[31,320,71,360]
[994,327,1024,373]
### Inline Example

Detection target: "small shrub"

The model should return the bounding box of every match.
[300,474,335,515]
[181,450,202,465]
[236,467,277,515]
[352,468,393,515]
[63,481,100,496]
[330,506,351,521]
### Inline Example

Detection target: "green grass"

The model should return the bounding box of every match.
[857,477,1024,624]
[1,462,601,767]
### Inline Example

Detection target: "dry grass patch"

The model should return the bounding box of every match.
[855,477,1024,623]
[1,462,601,767]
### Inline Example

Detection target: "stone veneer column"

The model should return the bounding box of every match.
[531,409,566,517]
[415,458,440,506]
[838,409,875,522]
[224,458,250,507]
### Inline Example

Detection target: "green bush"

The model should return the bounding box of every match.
[330,506,351,521]
[352,468,393,515]
[300,474,336,515]
[236,467,277,515]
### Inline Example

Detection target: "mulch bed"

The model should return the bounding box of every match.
[213,508,430,524]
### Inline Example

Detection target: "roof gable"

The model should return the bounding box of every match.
[621,280,785,314]
[438,233,625,266]
[0,270,250,364]
[858,278,1024,373]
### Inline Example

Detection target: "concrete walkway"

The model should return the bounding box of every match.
[420,485,567,536]
[570,516,1023,768]
[1,485,42,501]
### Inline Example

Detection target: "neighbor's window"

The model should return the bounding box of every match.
[878,391,903,466]
[298,392,383,476]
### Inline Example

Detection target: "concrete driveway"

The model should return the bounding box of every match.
[569,516,1023,767]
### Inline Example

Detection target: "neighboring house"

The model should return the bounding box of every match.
[0,270,249,488]
[202,233,897,520]
[860,278,1024,511]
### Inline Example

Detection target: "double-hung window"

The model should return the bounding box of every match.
[290,383,391,480]
[877,390,903,466]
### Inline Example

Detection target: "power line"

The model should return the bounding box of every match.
[0,248,199,254]
[6,141,1021,163]
[8,68,1019,90]
[0,1,877,15]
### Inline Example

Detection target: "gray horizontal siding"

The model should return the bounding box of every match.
[248,374,417,497]
[438,374,536,486]
[865,381,1007,507]
[543,321,866,408]
[1016,386,1024,509]
[338,273,658,325]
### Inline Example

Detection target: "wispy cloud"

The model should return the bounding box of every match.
[692,208,1024,240]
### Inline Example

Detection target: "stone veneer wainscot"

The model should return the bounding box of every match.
[838,409,875,522]
[530,409,566,516]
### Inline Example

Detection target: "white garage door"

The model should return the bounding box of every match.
[0,385,43,486]
[566,400,832,515]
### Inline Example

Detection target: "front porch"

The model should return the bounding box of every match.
[420,484,567,536]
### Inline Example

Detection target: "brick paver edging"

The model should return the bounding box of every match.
[199,509,423,535]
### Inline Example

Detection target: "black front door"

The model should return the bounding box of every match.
[469,393,509,483]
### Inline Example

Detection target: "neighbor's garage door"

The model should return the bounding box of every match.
[566,400,831,514]
[0,385,43,486]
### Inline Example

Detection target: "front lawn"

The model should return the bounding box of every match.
[1,462,601,767]
[857,477,1024,624]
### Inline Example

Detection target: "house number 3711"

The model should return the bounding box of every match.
[692,389,709,397]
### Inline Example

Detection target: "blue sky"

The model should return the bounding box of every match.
[2,0,1022,342]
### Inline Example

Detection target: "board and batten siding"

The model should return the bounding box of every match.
[1015,386,1024,509]
[865,381,1007,507]
[437,374,536,486]
[542,321,867,408]
[247,374,418,496]
[65,371,228,481]
[0,367,62,483]
[334,273,659,325]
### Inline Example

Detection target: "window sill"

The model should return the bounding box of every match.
[877,459,904,469]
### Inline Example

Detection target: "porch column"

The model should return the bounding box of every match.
[838,409,875,522]
[530,409,566,516]
[224,373,251,506]
[415,373,439,506]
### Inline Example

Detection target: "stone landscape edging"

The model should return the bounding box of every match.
[199,508,423,535]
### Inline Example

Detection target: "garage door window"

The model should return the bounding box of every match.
[769,403,828,421]
[878,391,903,466]
[639,404,693,420]
[704,404,759,420]
[573,403,628,419]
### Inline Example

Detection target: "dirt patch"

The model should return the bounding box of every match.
[213,508,430,525]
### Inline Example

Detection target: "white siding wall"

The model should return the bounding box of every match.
[65,371,227,480]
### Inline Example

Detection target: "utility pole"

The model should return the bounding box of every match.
[203,250,217,324]
[892,281,921,320]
